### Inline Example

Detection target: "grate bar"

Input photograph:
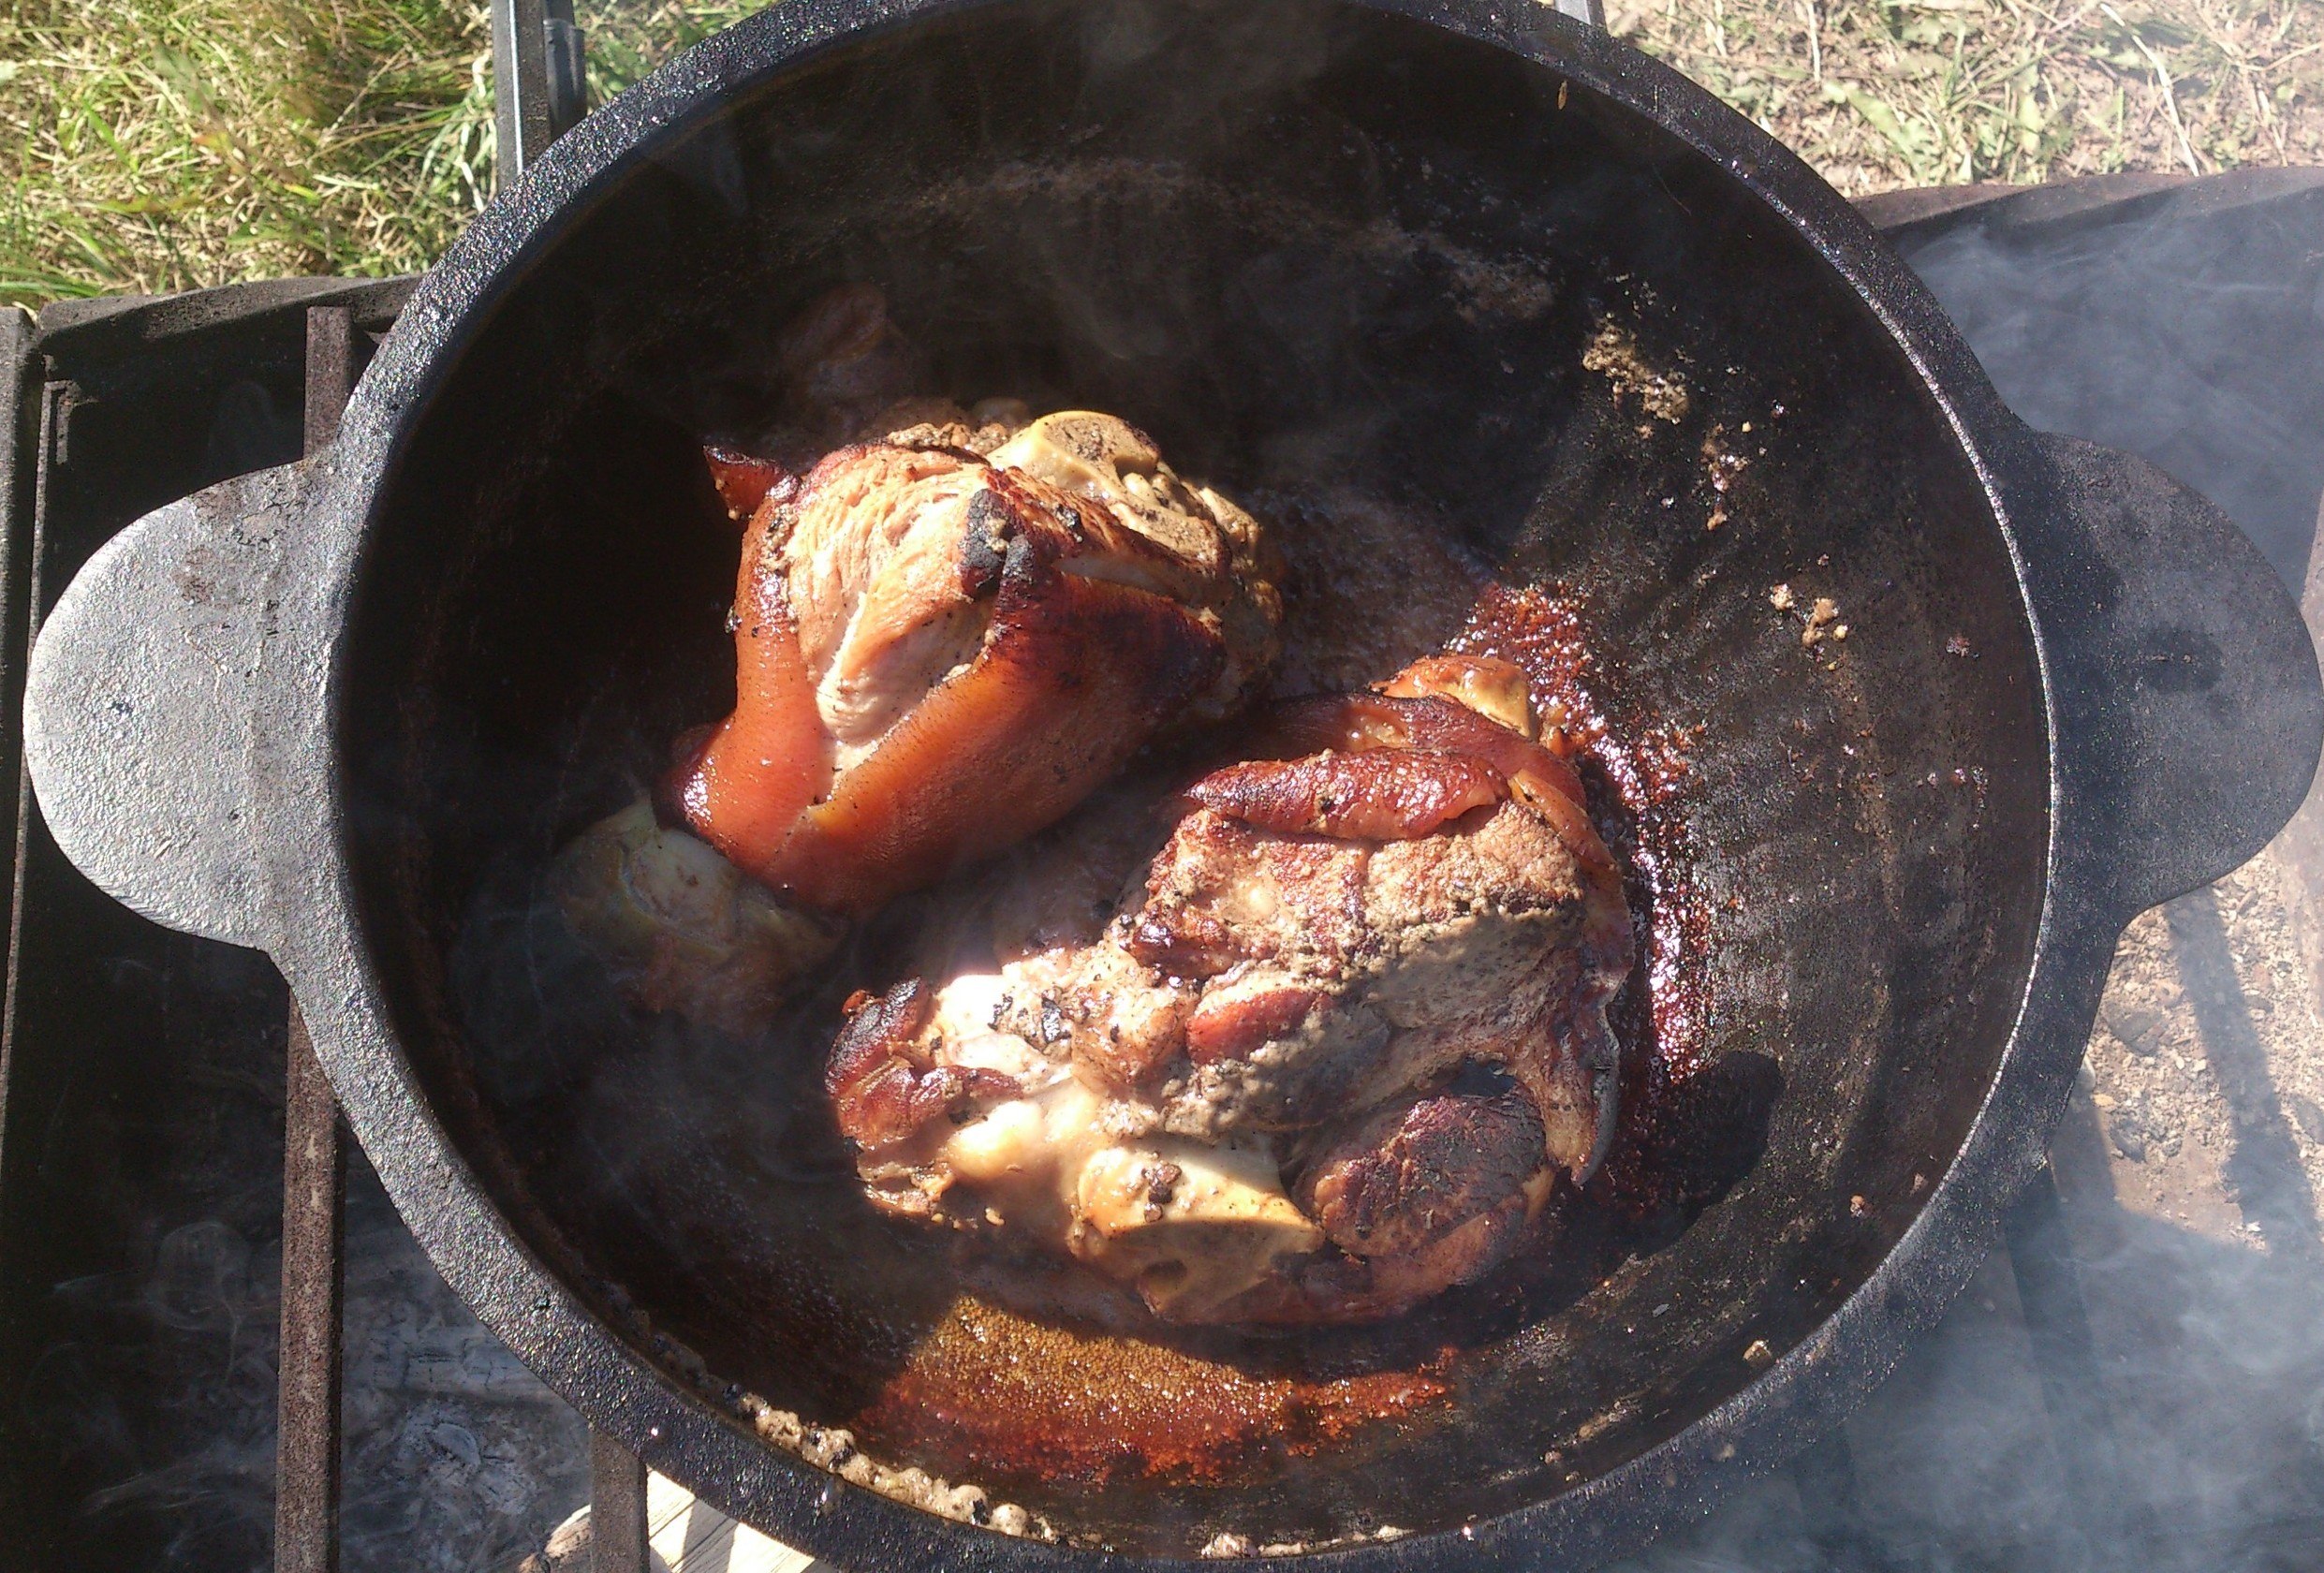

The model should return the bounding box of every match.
[275,1008,346,1573]
[273,305,356,1573]
[2005,1163,2149,1566]
[302,305,355,453]
[590,1431,649,1573]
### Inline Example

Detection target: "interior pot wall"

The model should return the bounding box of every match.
[338,0,2051,1551]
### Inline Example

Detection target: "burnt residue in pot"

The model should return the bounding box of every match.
[345,0,2052,1550]
[1455,582,1771,1234]
[435,485,1749,1530]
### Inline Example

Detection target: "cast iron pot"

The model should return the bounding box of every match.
[23,0,2324,1565]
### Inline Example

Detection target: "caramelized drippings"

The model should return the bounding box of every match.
[816,578,1714,1488]
[850,1297,1453,1486]
[1450,582,1714,1221]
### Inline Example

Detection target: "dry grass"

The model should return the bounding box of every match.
[3,0,2319,306]
[1616,0,2324,192]
[1,0,492,301]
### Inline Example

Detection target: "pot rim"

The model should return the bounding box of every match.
[287,1,2096,1566]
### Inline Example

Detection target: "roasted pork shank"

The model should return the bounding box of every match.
[555,285,1282,1022]
[827,655,1633,1323]
[669,409,1281,916]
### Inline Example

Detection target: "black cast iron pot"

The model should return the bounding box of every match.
[23,0,2324,1566]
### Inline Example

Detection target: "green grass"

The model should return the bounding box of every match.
[3,0,2318,307]
[0,0,754,304]
[3,0,487,301]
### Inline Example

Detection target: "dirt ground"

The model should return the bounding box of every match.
[1614,0,2324,196]
[2082,805,2324,1253]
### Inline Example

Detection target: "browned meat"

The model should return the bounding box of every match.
[1299,1085,1547,1259]
[1283,1083,1550,1319]
[1184,983,1328,1066]
[669,417,1281,915]
[825,977,1032,1213]
[826,655,1631,1323]
[1182,750,1507,842]
[703,448,796,523]
[552,285,1279,1026]
[826,978,945,1152]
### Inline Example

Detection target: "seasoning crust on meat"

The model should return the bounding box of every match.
[826,654,1632,1324]
[554,286,1283,1006]
[670,411,1282,917]
[548,285,1634,1327]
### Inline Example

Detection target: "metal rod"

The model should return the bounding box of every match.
[493,0,550,187]
[590,1431,650,1573]
[0,311,42,1219]
[545,0,588,141]
[2005,1164,2151,1564]
[493,0,588,188]
[302,306,355,452]
[274,304,356,1573]
[274,1009,345,1573]
[0,327,52,1543]
[2164,889,2324,1262]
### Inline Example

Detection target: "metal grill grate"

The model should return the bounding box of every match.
[0,170,2319,1572]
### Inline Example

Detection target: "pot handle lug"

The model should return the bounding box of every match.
[23,460,315,950]
[2027,433,2323,920]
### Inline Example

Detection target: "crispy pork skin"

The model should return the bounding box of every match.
[1180,750,1507,841]
[828,658,1631,1323]
[669,412,1281,917]
[555,285,1282,1030]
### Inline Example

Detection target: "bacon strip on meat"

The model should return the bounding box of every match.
[1182,749,1507,841]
